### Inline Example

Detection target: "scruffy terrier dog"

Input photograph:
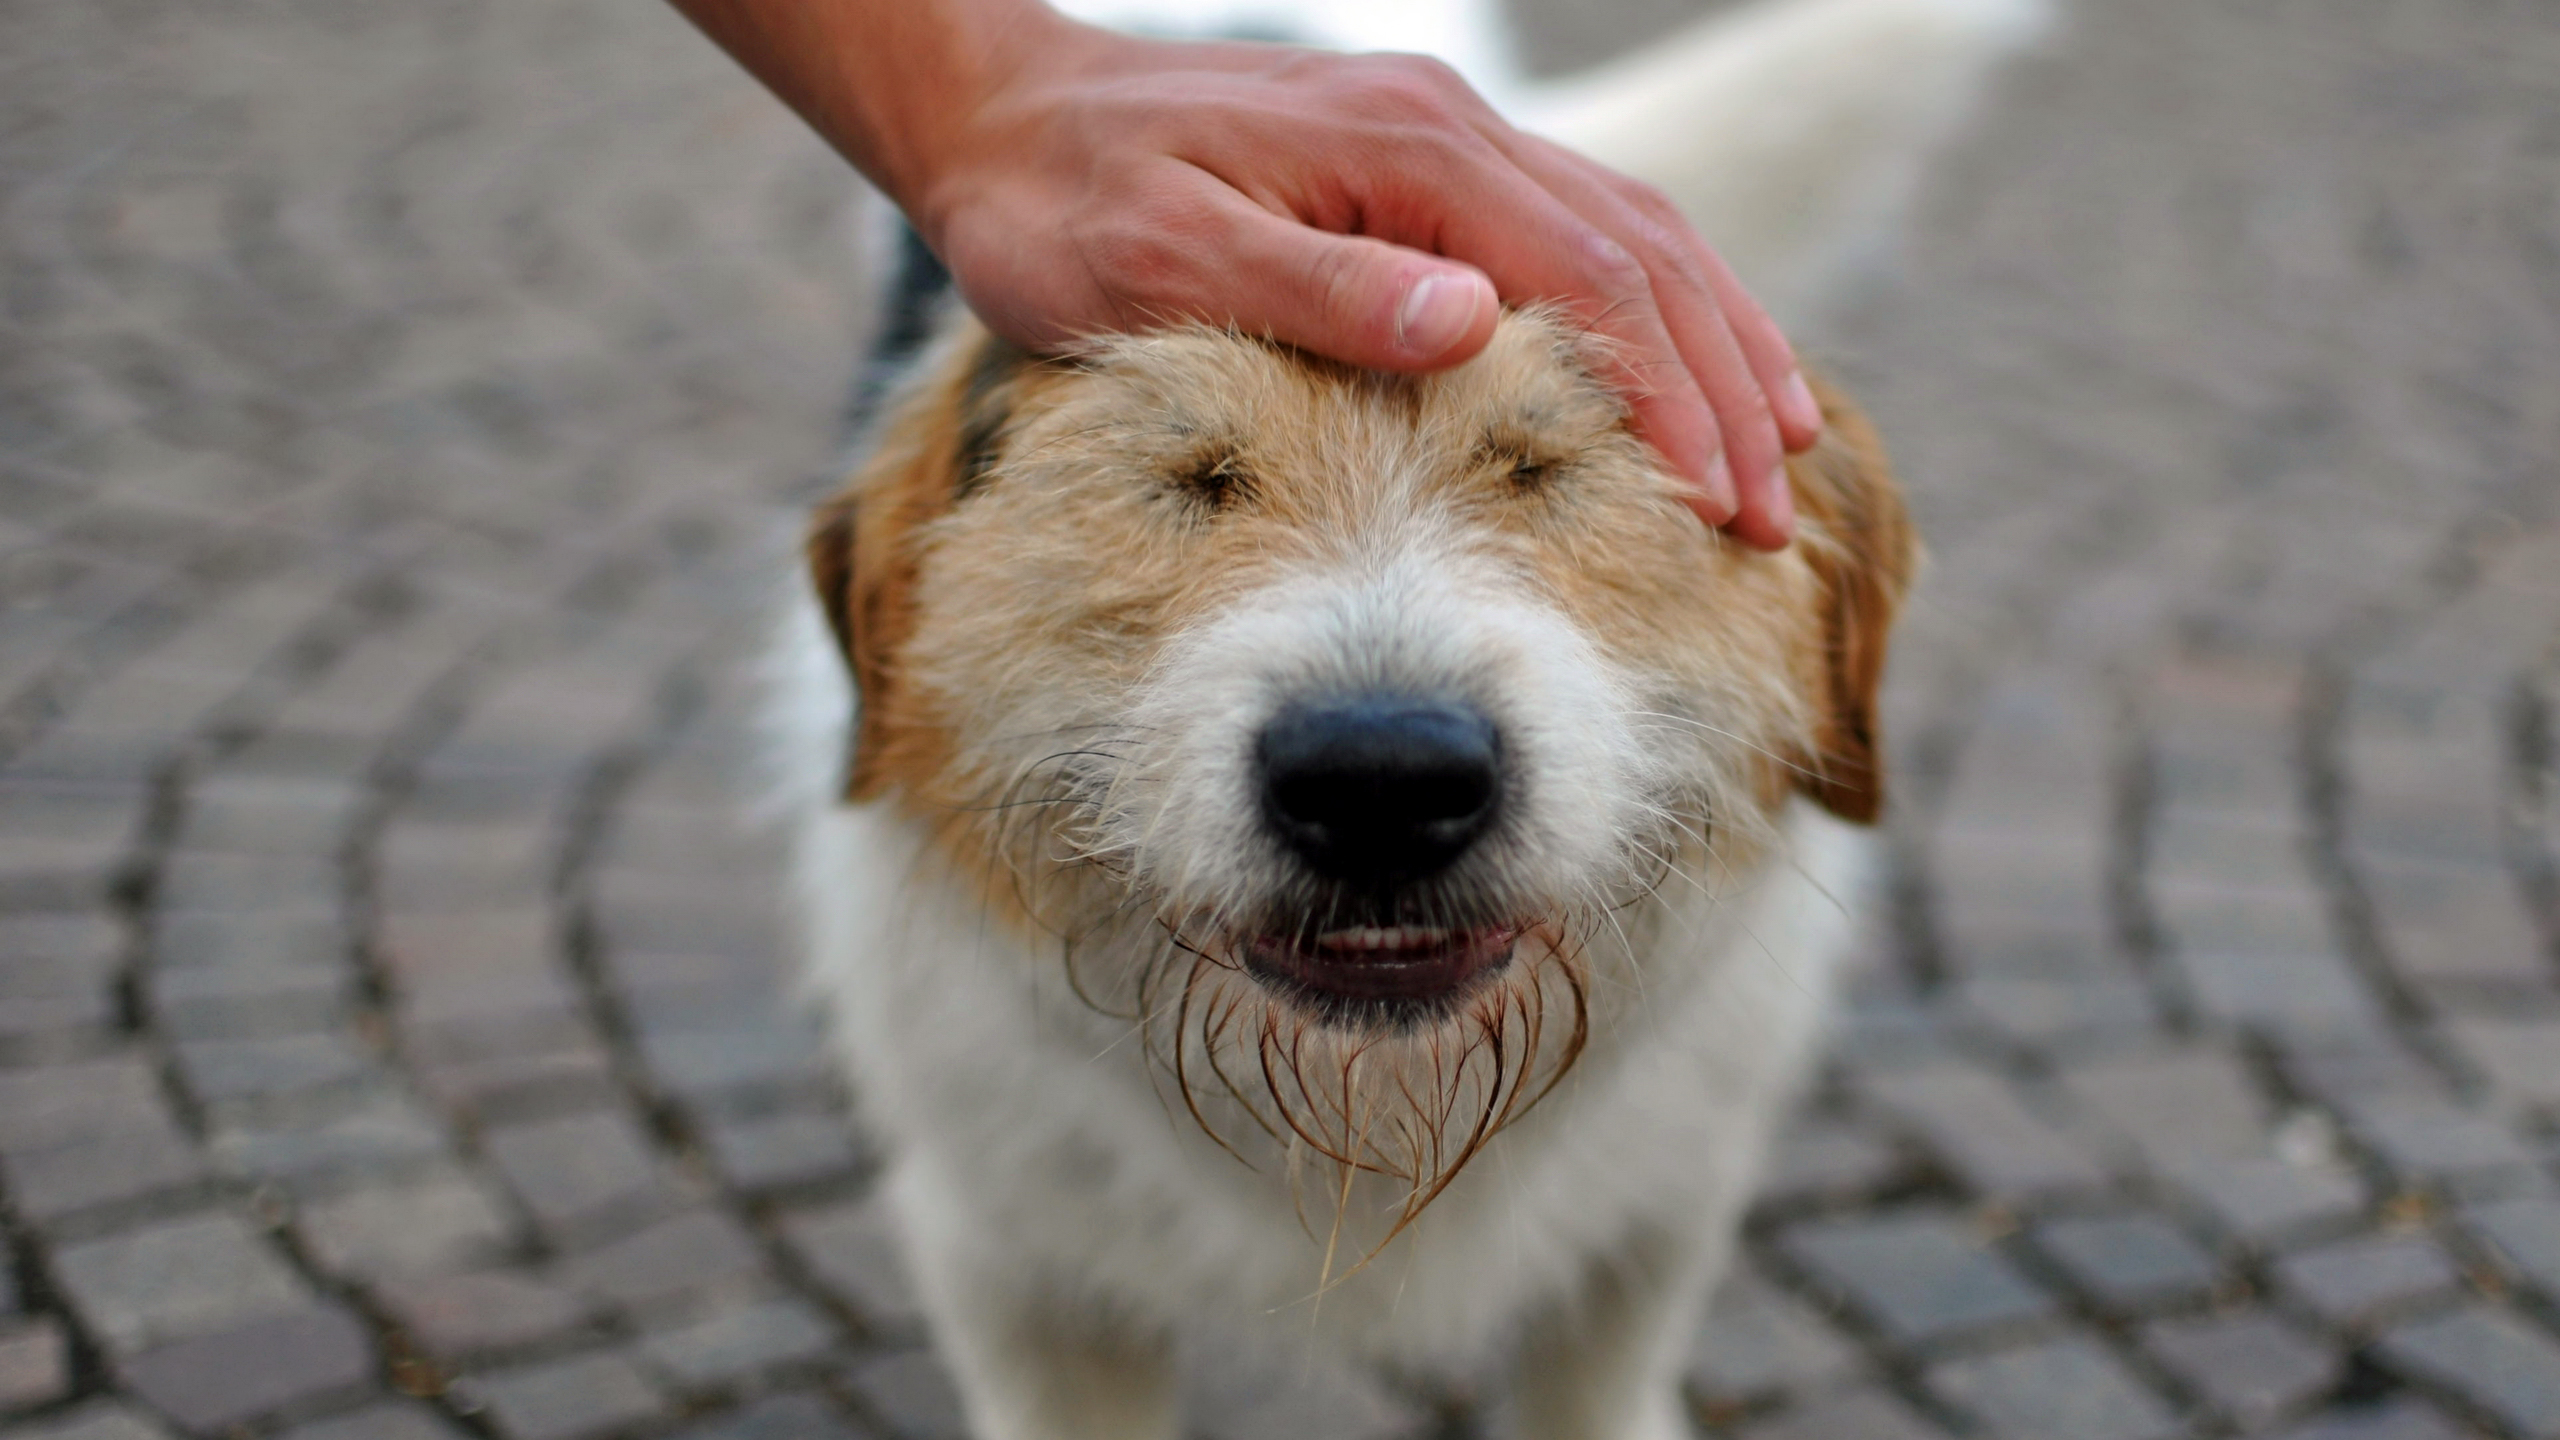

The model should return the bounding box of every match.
[773,0,2037,1435]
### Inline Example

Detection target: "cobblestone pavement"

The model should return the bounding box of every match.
[5,1,2560,1438]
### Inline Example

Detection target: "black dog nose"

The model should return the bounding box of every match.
[1258,697,1500,884]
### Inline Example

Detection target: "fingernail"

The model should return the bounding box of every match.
[1767,461,1796,537]
[1396,273,1478,359]
[1780,370,1822,435]
[1698,450,1737,520]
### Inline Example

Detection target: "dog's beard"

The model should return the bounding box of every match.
[936,731,1714,1271]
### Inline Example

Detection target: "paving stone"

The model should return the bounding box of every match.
[119,1302,376,1431]
[209,1094,452,1187]
[2031,1212,2222,1310]
[2264,1398,2469,1440]
[2464,1196,2560,1299]
[665,1393,862,1440]
[842,1350,966,1440]
[467,1351,667,1440]
[149,962,348,1038]
[0,1401,177,1440]
[483,1110,681,1242]
[1,1120,209,1221]
[156,912,345,970]
[638,1297,836,1388]
[2443,1016,2560,1107]
[2173,1158,2367,1246]
[1859,1064,2110,1199]
[0,1058,175,1153]
[2143,1311,2339,1429]
[2065,1047,2271,1165]
[173,1031,376,1102]
[2275,1234,2465,1328]
[1754,1116,1910,1204]
[53,1211,310,1353]
[562,1209,766,1313]
[2376,1302,2560,1439]
[374,1270,604,1361]
[2173,948,2380,1031]
[697,1109,865,1193]
[1782,1211,2053,1347]
[0,1318,71,1411]
[1928,1335,2181,1440]
[627,1012,832,1104]
[1955,972,2158,1045]
[298,1170,517,1278]
[1686,1271,1858,1400]
[2342,1096,2540,1190]
[274,1399,475,1440]
[1737,1386,1949,1440]
[778,1196,927,1339]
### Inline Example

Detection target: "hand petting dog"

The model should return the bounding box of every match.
[666,0,1820,548]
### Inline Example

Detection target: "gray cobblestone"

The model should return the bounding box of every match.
[119,1302,375,1432]
[2171,1158,2368,1248]
[374,1270,605,1362]
[466,1351,667,1440]
[560,1209,765,1314]
[2276,1235,2466,1330]
[0,1318,70,1411]
[0,1402,175,1440]
[841,1350,967,1440]
[779,1197,927,1340]
[1686,1271,1859,1403]
[697,1109,865,1194]
[638,1297,837,1389]
[1928,1336,2180,1440]
[2267,1399,2470,1440]
[52,1212,309,1354]
[1860,1064,2110,1200]
[274,1400,475,1440]
[2376,1303,2560,1439]
[2141,1311,2339,1430]
[482,1110,683,1244]
[1736,1387,1948,1440]
[1782,1211,2053,1348]
[2464,1197,2560,1301]
[297,1171,518,1279]
[666,1393,862,1440]
[2030,1212,2222,1311]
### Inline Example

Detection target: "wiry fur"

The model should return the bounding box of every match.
[773,1,2032,1435]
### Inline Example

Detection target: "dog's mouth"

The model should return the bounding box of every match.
[1242,922,1522,1023]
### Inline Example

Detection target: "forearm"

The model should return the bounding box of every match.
[665,0,1080,216]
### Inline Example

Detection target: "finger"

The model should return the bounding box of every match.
[1684,234,1823,453]
[1358,165,1743,521]
[1494,137,1788,540]
[1130,186,1502,371]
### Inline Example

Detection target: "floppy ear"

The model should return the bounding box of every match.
[1783,373,1918,825]
[805,326,1033,800]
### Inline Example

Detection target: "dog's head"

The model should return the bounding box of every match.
[809,311,1910,1205]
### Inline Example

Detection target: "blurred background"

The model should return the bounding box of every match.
[3,1,2557,1438]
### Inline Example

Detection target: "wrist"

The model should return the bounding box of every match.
[871,2,1109,241]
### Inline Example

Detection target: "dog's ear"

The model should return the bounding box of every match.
[806,326,1034,800]
[1783,374,1917,825]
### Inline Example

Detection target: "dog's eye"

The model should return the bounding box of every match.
[1478,437,1561,491]
[1171,448,1254,509]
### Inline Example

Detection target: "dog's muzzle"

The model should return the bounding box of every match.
[1246,695,1515,1020]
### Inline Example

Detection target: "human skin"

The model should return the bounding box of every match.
[667,0,1822,546]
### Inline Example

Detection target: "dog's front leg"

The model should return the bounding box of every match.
[1510,1226,1722,1440]
[895,1173,1178,1440]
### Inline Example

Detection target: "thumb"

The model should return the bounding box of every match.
[1205,203,1498,371]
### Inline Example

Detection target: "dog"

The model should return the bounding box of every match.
[774,1,2037,1434]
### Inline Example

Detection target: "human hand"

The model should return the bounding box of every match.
[890,17,1822,548]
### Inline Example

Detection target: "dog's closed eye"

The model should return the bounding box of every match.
[1475,426,1567,491]
[1169,445,1256,510]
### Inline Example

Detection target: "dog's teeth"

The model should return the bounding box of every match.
[1314,926,1450,952]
